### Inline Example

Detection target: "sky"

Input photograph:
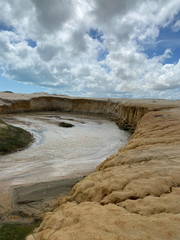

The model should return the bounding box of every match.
[0,0,180,99]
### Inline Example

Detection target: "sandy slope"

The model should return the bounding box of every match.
[27,107,180,240]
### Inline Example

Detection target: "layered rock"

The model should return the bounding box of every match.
[0,93,180,239]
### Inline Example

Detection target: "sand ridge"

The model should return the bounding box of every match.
[28,106,180,240]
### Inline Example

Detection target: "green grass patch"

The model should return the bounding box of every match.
[59,121,74,128]
[0,119,33,155]
[0,221,40,240]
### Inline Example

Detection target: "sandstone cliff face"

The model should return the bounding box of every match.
[0,93,180,240]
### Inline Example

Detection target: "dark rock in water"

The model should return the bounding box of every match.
[59,121,75,128]
[118,123,135,133]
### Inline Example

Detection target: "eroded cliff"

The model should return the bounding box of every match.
[0,93,180,240]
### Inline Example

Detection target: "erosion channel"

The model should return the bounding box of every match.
[0,112,130,223]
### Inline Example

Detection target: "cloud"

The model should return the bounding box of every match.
[37,43,59,62]
[0,0,180,99]
[151,61,180,91]
[91,0,142,24]
[172,19,180,32]
[31,0,74,33]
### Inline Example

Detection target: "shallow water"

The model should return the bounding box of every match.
[0,112,130,191]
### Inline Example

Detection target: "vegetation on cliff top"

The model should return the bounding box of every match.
[0,222,40,240]
[0,119,33,155]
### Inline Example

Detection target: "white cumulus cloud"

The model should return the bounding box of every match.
[0,0,180,98]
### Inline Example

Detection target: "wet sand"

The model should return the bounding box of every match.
[0,112,130,222]
[0,177,84,223]
[0,112,130,191]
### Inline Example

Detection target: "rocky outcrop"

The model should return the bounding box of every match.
[0,93,180,239]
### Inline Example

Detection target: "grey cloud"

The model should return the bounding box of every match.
[37,44,60,62]
[115,68,132,81]
[0,0,34,24]
[153,83,180,91]
[116,22,134,42]
[0,39,10,55]
[70,29,88,54]
[91,0,142,23]
[31,0,74,33]
[78,66,91,77]
[17,48,29,59]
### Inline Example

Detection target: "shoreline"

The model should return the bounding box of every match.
[0,111,129,194]
[0,175,88,225]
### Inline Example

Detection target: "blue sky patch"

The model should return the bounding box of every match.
[88,28,104,43]
[142,18,180,65]
[97,49,109,61]
[26,39,37,48]
[0,74,45,93]
[171,10,180,32]
[101,64,111,73]
[0,21,14,32]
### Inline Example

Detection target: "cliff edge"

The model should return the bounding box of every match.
[0,93,180,240]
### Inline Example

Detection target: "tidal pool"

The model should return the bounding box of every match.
[0,112,131,190]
